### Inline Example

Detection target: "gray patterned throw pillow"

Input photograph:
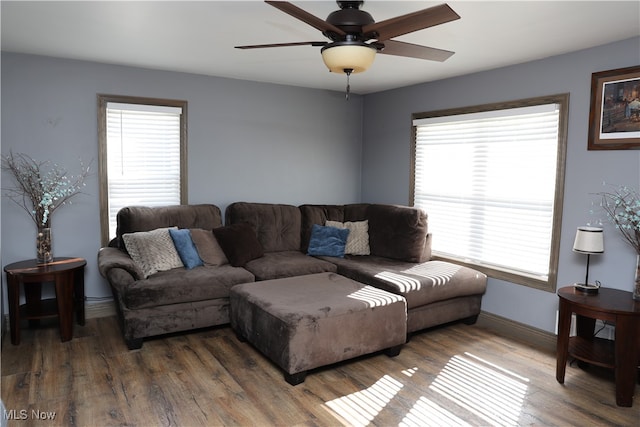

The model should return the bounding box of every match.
[123,227,184,278]
[325,220,371,255]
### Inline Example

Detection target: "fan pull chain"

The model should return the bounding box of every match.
[346,74,350,100]
[344,68,353,100]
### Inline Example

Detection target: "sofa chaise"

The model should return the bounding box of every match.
[227,202,487,335]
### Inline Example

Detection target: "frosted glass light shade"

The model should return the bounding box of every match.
[573,226,604,254]
[321,44,376,74]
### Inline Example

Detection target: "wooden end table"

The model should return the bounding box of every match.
[4,257,86,345]
[556,286,640,407]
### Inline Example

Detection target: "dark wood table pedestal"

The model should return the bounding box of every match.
[556,286,640,407]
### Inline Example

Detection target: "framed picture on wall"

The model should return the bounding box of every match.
[588,65,640,150]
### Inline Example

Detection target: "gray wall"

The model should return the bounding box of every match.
[3,38,639,335]
[362,37,640,333]
[1,53,363,306]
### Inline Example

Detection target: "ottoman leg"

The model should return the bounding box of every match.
[384,345,402,357]
[126,338,143,350]
[285,371,307,386]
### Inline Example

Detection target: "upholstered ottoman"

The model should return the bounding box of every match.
[229,272,407,385]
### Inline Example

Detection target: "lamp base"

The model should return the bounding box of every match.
[574,283,600,294]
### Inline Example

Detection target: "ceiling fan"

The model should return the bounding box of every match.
[236,1,460,93]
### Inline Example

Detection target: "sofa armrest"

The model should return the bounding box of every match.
[97,247,144,281]
[367,204,429,262]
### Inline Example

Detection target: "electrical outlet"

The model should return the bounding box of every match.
[595,321,615,340]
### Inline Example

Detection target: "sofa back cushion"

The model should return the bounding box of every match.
[225,202,301,253]
[367,204,429,263]
[115,204,222,250]
[299,204,346,251]
[343,204,371,222]
[213,222,265,267]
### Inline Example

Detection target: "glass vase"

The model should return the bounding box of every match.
[634,254,640,301]
[37,227,53,264]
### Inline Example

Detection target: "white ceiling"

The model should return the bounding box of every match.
[2,1,639,94]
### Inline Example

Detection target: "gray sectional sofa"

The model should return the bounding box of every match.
[98,202,487,350]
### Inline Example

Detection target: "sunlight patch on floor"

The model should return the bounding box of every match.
[325,375,403,427]
[401,367,418,377]
[323,352,529,426]
[400,396,473,427]
[430,352,529,426]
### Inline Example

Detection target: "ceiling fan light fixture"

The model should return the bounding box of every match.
[320,42,377,74]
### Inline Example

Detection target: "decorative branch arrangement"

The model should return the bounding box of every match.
[1,151,92,228]
[599,185,640,254]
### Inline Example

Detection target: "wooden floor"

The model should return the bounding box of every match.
[2,316,638,426]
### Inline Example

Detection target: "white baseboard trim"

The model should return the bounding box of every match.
[477,311,556,352]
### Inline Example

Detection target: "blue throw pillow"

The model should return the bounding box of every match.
[169,228,204,269]
[307,224,350,258]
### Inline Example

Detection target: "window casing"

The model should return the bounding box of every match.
[411,94,569,291]
[98,95,188,246]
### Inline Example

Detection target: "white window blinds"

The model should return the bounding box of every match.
[106,102,182,239]
[413,103,561,280]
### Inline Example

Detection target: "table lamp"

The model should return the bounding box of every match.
[572,226,604,293]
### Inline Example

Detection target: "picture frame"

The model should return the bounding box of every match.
[587,65,640,150]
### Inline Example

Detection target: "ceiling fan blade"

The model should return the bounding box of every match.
[265,1,346,36]
[236,41,326,49]
[362,3,460,42]
[380,40,454,62]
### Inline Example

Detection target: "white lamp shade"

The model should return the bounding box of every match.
[572,226,604,254]
[321,44,376,74]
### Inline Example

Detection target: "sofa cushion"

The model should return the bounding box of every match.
[213,222,264,267]
[226,202,302,253]
[115,204,223,250]
[243,251,337,281]
[325,220,370,255]
[169,229,203,269]
[367,204,429,262]
[307,224,349,258]
[122,227,184,278]
[324,256,487,309]
[190,228,228,266]
[116,265,255,310]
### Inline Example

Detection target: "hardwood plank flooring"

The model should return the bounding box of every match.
[2,316,638,426]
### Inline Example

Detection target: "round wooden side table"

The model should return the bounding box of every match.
[556,286,640,407]
[4,257,86,345]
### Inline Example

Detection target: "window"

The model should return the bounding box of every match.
[411,94,569,291]
[98,95,188,246]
